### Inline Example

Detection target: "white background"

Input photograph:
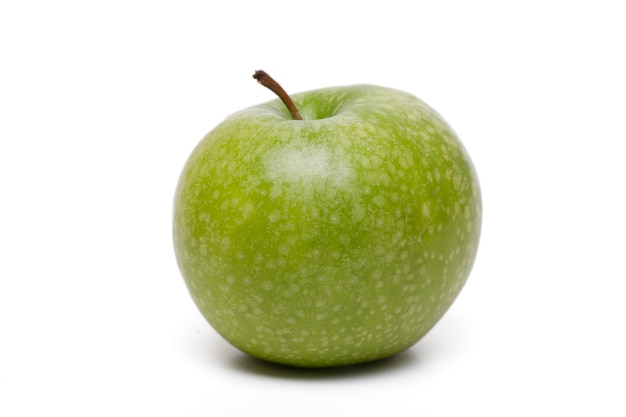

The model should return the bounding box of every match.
[1,1,625,416]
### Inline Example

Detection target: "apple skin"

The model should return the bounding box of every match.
[173,84,481,367]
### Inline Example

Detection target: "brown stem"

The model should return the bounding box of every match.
[253,70,303,120]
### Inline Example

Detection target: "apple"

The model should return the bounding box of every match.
[173,71,481,367]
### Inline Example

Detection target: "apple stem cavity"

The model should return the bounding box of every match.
[253,70,303,121]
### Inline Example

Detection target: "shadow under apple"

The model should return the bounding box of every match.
[227,347,420,380]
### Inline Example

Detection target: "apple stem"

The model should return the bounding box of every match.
[253,70,303,120]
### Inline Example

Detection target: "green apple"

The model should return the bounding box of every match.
[173,71,481,367]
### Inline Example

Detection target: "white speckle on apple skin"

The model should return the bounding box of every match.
[173,84,481,367]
